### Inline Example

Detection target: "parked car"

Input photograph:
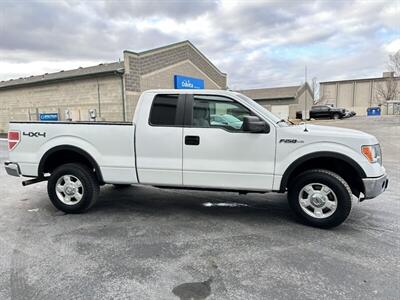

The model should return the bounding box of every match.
[344,109,356,118]
[5,90,388,228]
[309,105,346,119]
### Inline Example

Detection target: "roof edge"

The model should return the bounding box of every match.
[237,85,301,93]
[320,75,400,84]
[0,69,123,90]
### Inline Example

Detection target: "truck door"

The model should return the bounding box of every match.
[135,93,185,185]
[182,94,276,191]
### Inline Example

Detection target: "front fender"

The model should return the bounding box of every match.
[273,141,384,191]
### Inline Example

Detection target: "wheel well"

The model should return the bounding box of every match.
[39,146,103,183]
[282,156,365,197]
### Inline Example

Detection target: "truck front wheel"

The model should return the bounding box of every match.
[287,169,352,228]
[47,163,99,213]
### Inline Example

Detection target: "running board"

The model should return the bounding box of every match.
[22,177,48,186]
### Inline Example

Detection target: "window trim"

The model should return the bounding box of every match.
[185,94,268,133]
[148,94,186,127]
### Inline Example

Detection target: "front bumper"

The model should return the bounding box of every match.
[362,174,388,199]
[4,161,21,177]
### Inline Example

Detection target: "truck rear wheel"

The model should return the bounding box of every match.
[287,169,352,228]
[47,163,99,213]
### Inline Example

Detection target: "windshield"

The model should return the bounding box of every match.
[234,92,288,125]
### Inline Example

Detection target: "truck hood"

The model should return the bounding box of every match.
[278,124,378,146]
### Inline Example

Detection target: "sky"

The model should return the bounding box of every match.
[0,0,399,89]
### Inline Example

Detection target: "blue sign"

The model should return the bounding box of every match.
[39,113,59,121]
[174,75,204,89]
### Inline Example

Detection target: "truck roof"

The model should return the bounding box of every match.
[143,89,237,96]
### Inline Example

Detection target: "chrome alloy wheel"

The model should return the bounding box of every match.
[55,175,84,205]
[298,183,338,219]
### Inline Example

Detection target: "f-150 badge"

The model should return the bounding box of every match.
[279,138,304,143]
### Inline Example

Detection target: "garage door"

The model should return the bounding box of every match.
[271,105,289,120]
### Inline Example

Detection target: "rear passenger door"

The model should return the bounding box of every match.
[135,94,185,186]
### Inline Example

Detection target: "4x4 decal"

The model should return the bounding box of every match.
[23,131,46,138]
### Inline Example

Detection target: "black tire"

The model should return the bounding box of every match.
[333,113,340,120]
[287,169,352,228]
[47,163,99,213]
[113,184,131,189]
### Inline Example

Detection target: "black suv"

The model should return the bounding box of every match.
[309,105,346,119]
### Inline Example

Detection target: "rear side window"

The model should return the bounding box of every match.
[149,94,179,126]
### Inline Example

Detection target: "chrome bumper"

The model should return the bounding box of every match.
[362,174,388,199]
[4,161,21,177]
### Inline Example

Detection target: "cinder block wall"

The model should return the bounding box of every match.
[141,61,221,91]
[0,42,227,131]
[0,75,123,133]
[291,88,314,119]
[320,78,400,116]
[123,42,227,120]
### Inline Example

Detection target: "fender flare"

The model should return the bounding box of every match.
[38,145,103,182]
[279,151,366,191]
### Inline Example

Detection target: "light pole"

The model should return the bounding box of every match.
[304,65,307,120]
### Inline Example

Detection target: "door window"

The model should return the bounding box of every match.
[320,106,329,112]
[149,94,179,126]
[192,95,252,131]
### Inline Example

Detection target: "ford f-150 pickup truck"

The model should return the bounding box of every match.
[5,90,388,228]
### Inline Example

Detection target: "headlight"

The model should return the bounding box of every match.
[361,144,382,165]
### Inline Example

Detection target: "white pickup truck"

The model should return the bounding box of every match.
[5,90,388,228]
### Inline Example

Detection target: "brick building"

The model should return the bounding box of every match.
[319,72,400,115]
[0,41,227,133]
[238,83,314,119]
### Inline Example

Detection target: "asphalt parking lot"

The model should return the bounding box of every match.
[0,116,399,300]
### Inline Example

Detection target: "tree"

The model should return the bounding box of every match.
[375,51,400,104]
[388,50,400,76]
[375,79,399,104]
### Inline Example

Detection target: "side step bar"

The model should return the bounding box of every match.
[22,177,48,186]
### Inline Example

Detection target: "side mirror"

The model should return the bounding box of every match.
[243,116,270,133]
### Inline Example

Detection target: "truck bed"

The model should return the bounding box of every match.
[8,121,137,184]
[10,121,133,125]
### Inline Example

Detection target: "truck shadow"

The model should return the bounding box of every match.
[91,184,297,225]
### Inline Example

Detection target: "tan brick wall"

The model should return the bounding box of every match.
[140,60,221,91]
[0,43,227,132]
[123,42,227,93]
[0,75,123,133]
[125,92,141,121]
[320,78,400,116]
[354,81,371,115]
[291,88,314,119]
[122,60,222,120]
[320,83,337,105]
[337,83,353,108]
